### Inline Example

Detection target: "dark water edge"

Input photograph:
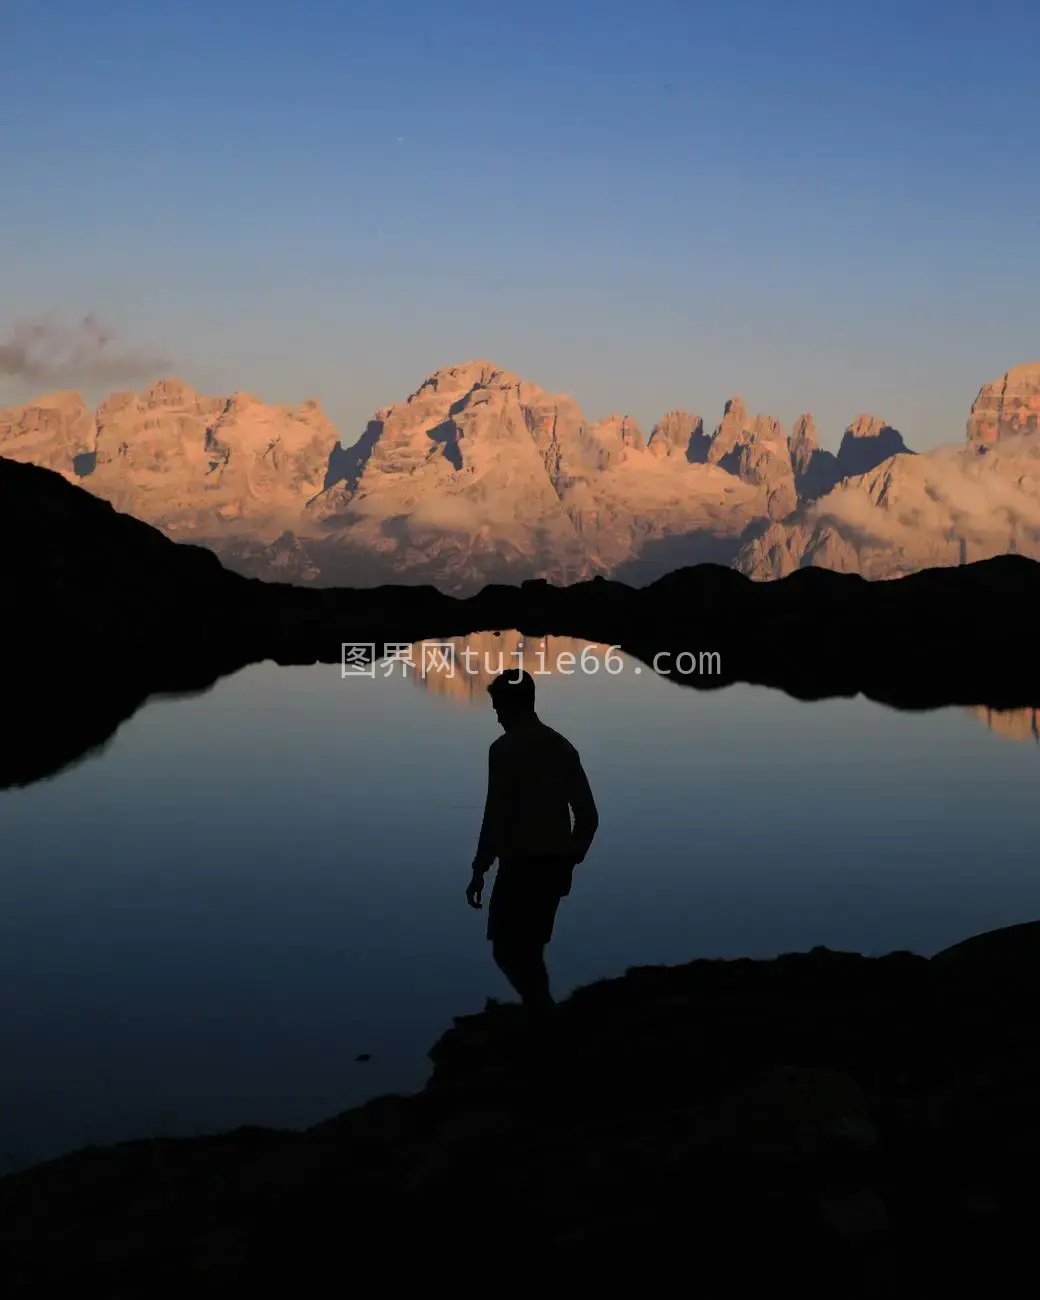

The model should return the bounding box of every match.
[7,656,1040,1183]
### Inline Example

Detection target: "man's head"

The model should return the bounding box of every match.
[487,668,535,728]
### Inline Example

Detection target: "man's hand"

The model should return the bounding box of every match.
[466,869,485,909]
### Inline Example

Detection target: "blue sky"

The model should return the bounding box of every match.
[2,0,1038,448]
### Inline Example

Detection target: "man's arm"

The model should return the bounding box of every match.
[472,742,505,874]
[467,743,505,908]
[568,750,598,864]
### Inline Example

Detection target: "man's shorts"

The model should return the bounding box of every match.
[487,855,574,945]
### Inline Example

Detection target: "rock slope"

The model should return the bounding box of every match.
[3,923,1040,1295]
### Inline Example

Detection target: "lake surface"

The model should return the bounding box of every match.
[2,632,1039,1172]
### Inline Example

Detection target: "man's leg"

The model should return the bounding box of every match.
[492,940,554,1011]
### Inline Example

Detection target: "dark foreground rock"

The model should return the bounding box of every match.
[3,455,1040,787]
[3,924,1040,1295]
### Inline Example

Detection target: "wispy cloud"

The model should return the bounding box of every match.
[0,314,169,386]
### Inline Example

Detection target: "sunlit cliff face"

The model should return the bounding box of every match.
[379,631,618,707]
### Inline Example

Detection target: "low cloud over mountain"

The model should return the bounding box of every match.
[736,365,1040,579]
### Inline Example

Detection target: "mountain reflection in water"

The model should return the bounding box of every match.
[394,634,1040,745]
[388,631,617,707]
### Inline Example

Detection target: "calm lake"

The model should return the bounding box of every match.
[2,632,1038,1172]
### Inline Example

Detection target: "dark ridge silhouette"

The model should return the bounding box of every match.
[4,453,1040,789]
[1,672,222,790]
[608,528,745,582]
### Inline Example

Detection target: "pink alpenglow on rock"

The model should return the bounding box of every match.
[6,356,1040,590]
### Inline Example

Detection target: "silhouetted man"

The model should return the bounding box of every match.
[466,668,598,1012]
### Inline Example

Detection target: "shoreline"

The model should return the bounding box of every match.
[3,920,1040,1292]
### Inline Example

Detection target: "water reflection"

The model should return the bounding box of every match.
[4,638,1040,798]
[4,651,1040,1173]
[385,632,616,707]
[387,634,1040,748]
[969,706,1040,744]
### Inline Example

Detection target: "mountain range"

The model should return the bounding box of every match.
[3,358,1038,592]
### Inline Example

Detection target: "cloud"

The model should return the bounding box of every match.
[0,314,170,386]
[916,449,1040,531]
[809,438,1040,549]
[812,487,910,546]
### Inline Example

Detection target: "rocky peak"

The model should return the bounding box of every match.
[648,410,704,460]
[704,398,796,518]
[93,380,223,472]
[619,415,645,452]
[517,390,588,483]
[788,413,841,502]
[288,397,338,447]
[301,361,596,589]
[209,390,333,445]
[320,361,575,508]
[293,396,329,422]
[95,390,137,421]
[836,414,910,477]
[736,415,796,519]
[407,361,515,408]
[844,413,890,441]
[788,414,818,478]
[580,413,646,469]
[224,390,264,411]
[79,376,341,525]
[0,390,95,473]
[355,363,523,477]
[708,396,749,465]
[24,389,85,413]
[967,361,1040,449]
[141,377,199,408]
